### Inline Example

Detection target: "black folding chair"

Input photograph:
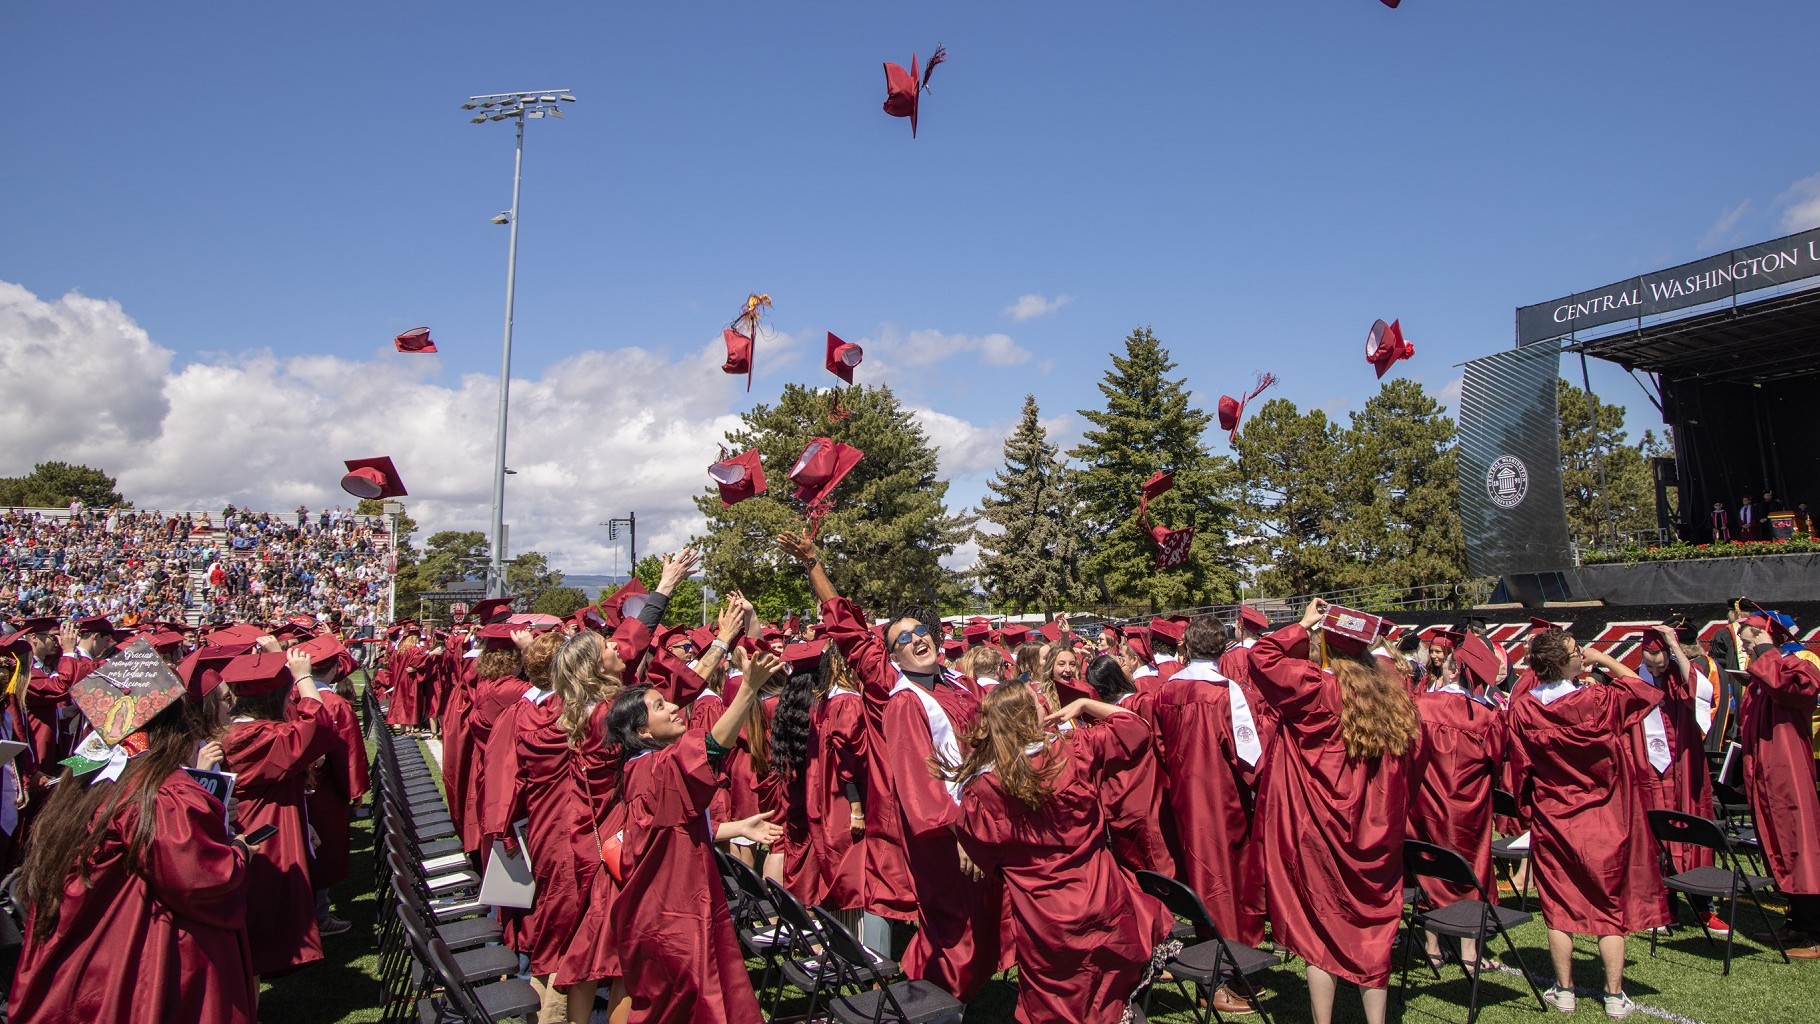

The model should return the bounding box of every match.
[1398,840,1546,1024]
[1489,789,1532,911]
[1646,809,1789,974]
[1134,870,1277,1024]
[809,906,964,1024]
[714,850,788,992]
[407,923,540,1023]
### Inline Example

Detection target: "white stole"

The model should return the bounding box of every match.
[890,669,966,804]
[1171,659,1261,766]
[1639,665,1673,774]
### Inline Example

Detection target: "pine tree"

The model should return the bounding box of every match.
[974,396,1082,614]
[1069,327,1238,613]
[1232,398,1351,597]
[1337,379,1468,592]
[1557,380,1666,547]
[693,383,970,622]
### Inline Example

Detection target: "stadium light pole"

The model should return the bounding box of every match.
[464,89,576,598]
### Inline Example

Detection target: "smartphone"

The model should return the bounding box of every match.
[241,824,279,847]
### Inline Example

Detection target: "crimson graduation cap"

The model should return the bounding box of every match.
[1151,525,1194,569]
[1365,319,1415,378]
[825,332,863,384]
[882,44,947,138]
[1217,372,1278,444]
[394,327,437,353]
[721,293,772,392]
[789,437,864,537]
[709,448,767,507]
[340,456,407,500]
[1138,471,1173,519]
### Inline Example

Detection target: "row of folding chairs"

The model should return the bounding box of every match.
[366,690,539,1024]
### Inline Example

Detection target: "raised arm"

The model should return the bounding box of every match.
[712,647,782,752]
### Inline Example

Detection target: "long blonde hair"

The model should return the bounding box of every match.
[1332,656,1420,759]
[937,681,1065,810]
[551,631,623,747]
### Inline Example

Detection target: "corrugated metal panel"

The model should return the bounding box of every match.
[1458,345,1575,575]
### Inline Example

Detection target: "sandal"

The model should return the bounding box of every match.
[1463,956,1503,975]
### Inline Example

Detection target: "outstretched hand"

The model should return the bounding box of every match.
[658,549,700,593]
[729,810,783,847]
[776,531,817,565]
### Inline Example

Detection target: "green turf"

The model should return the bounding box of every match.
[265,690,1820,1023]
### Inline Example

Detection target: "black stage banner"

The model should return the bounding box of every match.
[1458,343,1573,576]
[1516,225,1820,346]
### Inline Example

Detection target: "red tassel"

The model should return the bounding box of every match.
[922,44,946,89]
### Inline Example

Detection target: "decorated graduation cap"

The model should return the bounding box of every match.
[1151,525,1195,569]
[825,332,863,384]
[789,437,865,508]
[572,605,607,633]
[882,43,946,138]
[1318,604,1388,657]
[599,578,651,629]
[70,641,188,746]
[341,456,408,500]
[722,328,755,391]
[1217,373,1278,444]
[1365,319,1415,379]
[394,327,437,353]
[709,448,767,507]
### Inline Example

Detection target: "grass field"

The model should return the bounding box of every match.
[266,713,1820,1024]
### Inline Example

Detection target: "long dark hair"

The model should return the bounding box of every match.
[605,686,663,766]
[1085,655,1133,702]
[769,653,830,782]
[19,698,214,941]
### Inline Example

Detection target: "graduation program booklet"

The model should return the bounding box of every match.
[479,820,535,909]
[182,767,237,831]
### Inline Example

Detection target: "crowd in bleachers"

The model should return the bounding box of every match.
[0,505,392,632]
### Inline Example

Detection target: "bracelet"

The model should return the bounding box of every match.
[803,557,819,570]
[709,639,729,653]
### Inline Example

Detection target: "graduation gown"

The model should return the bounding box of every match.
[1251,625,1415,988]
[438,658,477,849]
[306,689,367,890]
[7,770,256,1024]
[821,596,1005,1000]
[1409,685,1504,906]
[383,645,426,728]
[477,693,535,952]
[1152,659,1274,946]
[511,694,608,978]
[958,712,1172,1024]
[610,731,763,1024]
[801,687,868,908]
[461,672,528,859]
[1506,672,1670,935]
[1101,690,1174,876]
[1625,663,1715,875]
[1739,649,1820,895]
[23,661,74,770]
[221,697,336,976]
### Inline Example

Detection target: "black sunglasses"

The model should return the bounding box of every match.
[890,624,931,647]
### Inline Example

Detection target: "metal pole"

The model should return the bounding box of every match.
[488,115,524,599]
[387,511,398,624]
[628,511,637,572]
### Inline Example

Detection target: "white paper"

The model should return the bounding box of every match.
[479,821,536,909]
[1507,831,1531,851]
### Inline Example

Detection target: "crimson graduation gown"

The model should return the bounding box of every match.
[799,687,868,908]
[959,712,1172,1024]
[461,672,528,859]
[306,689,367,890]
[511,693,609,979]
[7,770,255,1024]
[1101,690,1174,876]
[1506,672,1670,935]
[1409,685,1503,906]
[1625,662,1715,875]
[1739,649,1820,895]
[610,731,763,1024]
[221,697,336,975]
[1252,626,1415,987]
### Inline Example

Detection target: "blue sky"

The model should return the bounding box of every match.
[6,2,1819,574]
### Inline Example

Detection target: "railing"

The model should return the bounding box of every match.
[1115,577,1499,626]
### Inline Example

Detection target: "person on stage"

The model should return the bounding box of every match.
[1250,600,1420,1024]
[1506,625,1669,1017]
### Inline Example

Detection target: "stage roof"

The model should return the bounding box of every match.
[1566,282,1820,385]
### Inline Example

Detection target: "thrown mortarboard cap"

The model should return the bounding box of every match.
[341,456,408,500]
[394,327,437,353]
[709,449,768,507]
[1217,373,1277,443]
[1151,525,1194,568]
[219,651,294,698]
[789,438,865,507]
[599,579,650,629]
[722,328,754,391]
[1236,605,1269,636]
[825,333,863,384]
[469,598,516,626]
[1365,319,1415,379]
[572,605,606,633]
[882,44,946,138]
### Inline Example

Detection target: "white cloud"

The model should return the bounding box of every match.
[1776,173,1820,233]
[0,282,1023,577]
[1003,293,1072,321]
[1698,199,1753,251]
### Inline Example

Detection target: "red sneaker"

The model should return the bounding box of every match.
[1704,913,1731,936]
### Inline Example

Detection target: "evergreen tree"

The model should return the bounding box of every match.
[532,586,591,618]
[1557,380,1666,547]
[1069,327,1238,612]
[506,551,564,610]
[1232,398,1351,597]
[0,462,129,508]
[974,395,1082,614]
[693,383,970,621]
[1336,380,1468,591]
